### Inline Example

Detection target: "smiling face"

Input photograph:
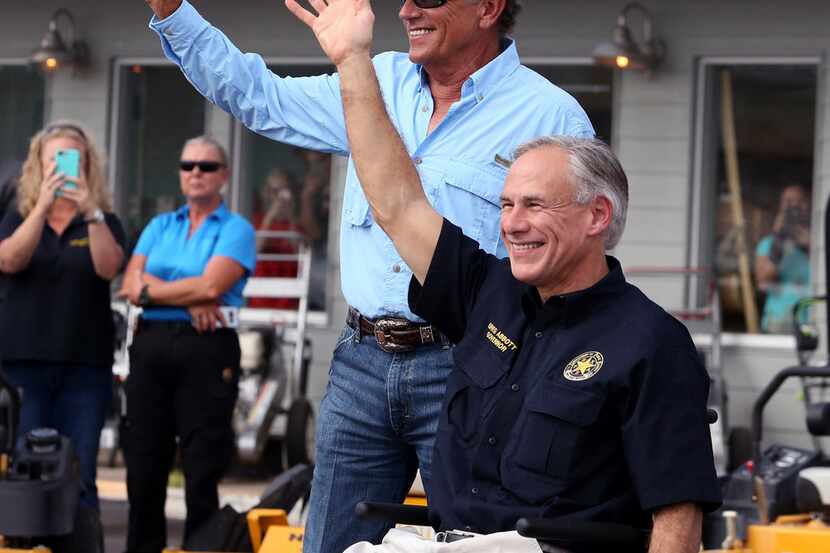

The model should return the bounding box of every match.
[499,147,611,300]
[179,142,228,206]
[399,0,501,74]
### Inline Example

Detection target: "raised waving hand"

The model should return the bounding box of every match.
[285,0,375,66]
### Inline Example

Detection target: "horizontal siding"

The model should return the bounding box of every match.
[625,173,690,209]
[615,244,687,269]
[617,138,690,174]
[8,0,830,455]
[617,104,692,140]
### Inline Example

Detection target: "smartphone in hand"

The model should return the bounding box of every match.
[55,148,80,196]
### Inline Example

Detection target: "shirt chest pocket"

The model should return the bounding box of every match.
[433,161,506,254]
[513,382,603,477]
[342,166,373,227]
[444,345,509,444]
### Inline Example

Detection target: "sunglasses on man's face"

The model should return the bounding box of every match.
[179,161,225,173]
[402,0,448,8]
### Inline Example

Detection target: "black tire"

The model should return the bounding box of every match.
[285,398,315,468]
[728,426,753,472]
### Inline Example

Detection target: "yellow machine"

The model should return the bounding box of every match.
[702,362,830,553]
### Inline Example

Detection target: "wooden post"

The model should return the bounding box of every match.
[720,69,759,333]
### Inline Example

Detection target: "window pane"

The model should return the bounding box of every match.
[0,65,44,213]
[703,65,817,333]
[237,64,336,313]
[114,65,206,248]
[526,65,614,143]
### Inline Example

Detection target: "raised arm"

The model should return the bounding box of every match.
[648,502,702,553]
[145,0,182,19]
[286,0,442,283]
[145,0,349,154]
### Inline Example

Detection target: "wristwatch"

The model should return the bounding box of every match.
[85,208,105,225]
[138,284,152,307]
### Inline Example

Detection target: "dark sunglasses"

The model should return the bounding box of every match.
[402,0,448,8]
[179,161,225,173]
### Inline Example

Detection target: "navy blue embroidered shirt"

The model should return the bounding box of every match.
[409,220,721,543]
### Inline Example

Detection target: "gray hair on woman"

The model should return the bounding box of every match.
[512,136,629,250]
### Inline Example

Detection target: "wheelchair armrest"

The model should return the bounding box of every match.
[516,518,648,550]
[355,501,431,527]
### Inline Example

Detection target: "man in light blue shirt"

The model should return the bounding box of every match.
[144,1,594,551]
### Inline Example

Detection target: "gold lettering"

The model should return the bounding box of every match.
[486,332,508,352]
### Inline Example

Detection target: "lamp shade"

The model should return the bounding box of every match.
[31,26,72,70]
[30,9,87,73]
[592,2,665,73]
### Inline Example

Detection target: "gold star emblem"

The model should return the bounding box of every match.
[564,351,604,382]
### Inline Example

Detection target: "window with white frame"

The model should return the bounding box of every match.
[111,63,207,249]
[526,63,614,144]
[694,61,818,334]
[0,64,45,214]
[235,63,336,314]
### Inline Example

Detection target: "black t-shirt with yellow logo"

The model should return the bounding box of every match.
[0,210,126,368]
[408,219,722,545]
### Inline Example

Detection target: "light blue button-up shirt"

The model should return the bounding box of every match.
[150,1,594,319]
[135,202,256,321]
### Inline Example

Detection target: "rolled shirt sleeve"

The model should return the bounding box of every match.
[213,215,256,275]
[149,0,349,155]
[621,327,723,513]
[408,219,502,343]
[133,215,162,257]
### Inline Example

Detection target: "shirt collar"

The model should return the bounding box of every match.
[174,201,229,221]
[416,37,520,101]
[521,256,627,325]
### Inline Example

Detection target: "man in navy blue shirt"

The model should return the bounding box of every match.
[291,2,722,552]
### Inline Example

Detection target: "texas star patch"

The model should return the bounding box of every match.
[563,351,604,381]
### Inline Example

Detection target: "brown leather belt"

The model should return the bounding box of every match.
[347,307,442,353]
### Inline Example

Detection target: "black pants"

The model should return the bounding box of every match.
[123,323,240,553]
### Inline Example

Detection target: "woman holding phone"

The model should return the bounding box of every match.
[0,122,125,520]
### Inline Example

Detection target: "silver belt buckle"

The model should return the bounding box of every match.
[435,530,475,543]
[373,318,414,353]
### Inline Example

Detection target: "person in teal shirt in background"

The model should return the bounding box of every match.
[755,184,811,334]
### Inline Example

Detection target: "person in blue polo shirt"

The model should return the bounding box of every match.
[295,2,721,552]
[119,136,255,553]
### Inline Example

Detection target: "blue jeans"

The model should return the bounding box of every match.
[3,361,112,511]
[304,325,454,553]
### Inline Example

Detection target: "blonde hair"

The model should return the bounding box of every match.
[17,121,112,217]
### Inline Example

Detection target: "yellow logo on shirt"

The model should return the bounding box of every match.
[564,351,604,381]
[69,237,89,247]
[486,322,518,353]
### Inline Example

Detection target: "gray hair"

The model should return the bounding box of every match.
[497,0,522,35]
[512,137,629,250]
[467,0,522,35]
[181,135,229,166]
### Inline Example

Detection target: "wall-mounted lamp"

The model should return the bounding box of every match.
[592,2,665,73]
[31,8,89,74]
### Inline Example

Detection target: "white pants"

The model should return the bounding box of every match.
[343,527,544,553]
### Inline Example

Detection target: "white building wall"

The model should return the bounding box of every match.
[4,0,830,450]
